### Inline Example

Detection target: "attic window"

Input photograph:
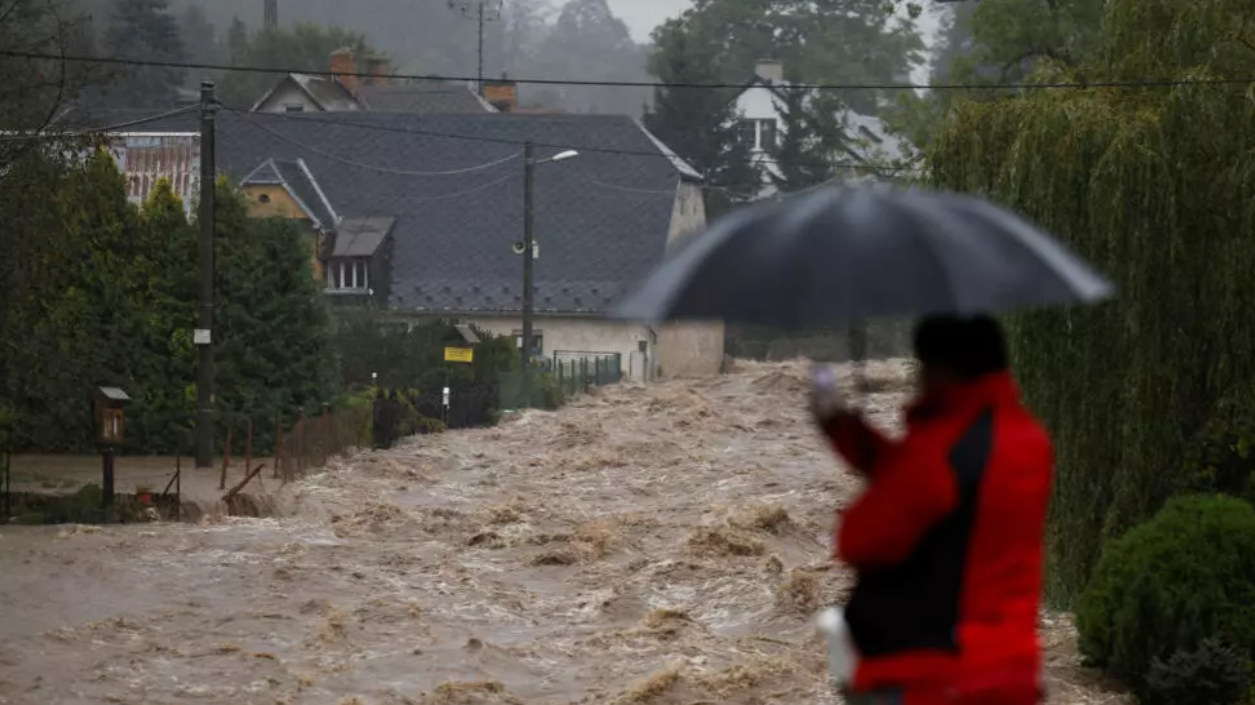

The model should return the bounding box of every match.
[258,194,271,204]
[283,104,305,113]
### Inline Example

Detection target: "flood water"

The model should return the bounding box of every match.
[0,361,1126,705]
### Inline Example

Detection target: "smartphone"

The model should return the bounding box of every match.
[811,363,837,392]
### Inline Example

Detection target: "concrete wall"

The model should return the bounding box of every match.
[241,184,325,281]
[457,315,656,382]
[654,181,725,379]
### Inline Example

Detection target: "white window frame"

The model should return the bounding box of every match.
[326,258,370,291]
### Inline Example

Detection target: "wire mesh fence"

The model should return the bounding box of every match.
[499,351,624,410]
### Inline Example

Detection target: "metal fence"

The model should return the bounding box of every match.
[499,351,624,410]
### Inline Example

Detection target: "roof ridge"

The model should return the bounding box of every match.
[294,157,341,227]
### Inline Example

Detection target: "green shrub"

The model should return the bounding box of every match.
[1075,494,1255,701]
[538,372,564,410]
[1144,637,1252,705]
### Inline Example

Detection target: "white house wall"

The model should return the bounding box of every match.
[655,181,725,378]
[456,315,657,382]
[733,85,786,196]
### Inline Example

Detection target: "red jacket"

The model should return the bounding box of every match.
[825,371,1052,699]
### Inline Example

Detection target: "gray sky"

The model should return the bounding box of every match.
[607,0,947,83]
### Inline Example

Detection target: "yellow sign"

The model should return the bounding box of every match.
[444,347,474,363]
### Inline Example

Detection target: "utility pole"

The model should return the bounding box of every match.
[448,0,500,96]
[195,81,217,468]
[519,140,535,407]
[263,0,277,30]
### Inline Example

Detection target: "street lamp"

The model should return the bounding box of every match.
[519,142,579,408]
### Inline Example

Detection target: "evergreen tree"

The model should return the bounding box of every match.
[103,0,187,106]
[180,5,224,70]
[226,15,248,61]
[770,88,857,193]
[643,17,760,217]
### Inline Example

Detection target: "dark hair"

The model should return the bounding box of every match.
[912,314,1009,381]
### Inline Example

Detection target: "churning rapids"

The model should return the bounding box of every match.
[0,360,1128,705]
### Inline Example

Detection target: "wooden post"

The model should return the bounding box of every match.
[296,409,307,474]
[175,453,181,522]
[245,419,253,480]
[223,463,267,505]
[273,415,283,479]
[218,427,232,491]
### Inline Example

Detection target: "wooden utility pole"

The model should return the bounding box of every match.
[195,81,217,467]
[519,140,535,407]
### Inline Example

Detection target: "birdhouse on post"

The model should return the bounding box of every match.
[93,386,130,521]
[94,386,130,448]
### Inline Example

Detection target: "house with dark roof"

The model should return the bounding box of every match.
[251,48,497,115]
[89,109,721,381]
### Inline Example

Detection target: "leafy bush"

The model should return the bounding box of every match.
[1075,494,1255,701]
[1145,637,1252,705]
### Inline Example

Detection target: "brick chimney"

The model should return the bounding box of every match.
[330,47,357,93]
[483,73,518,112]
[754,59,784,84]
[363,55,390,86]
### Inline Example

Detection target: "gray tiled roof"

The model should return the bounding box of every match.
[334,215,395,257]
[79,109,699,315]
[356,82,493,113]
[284,74,360,112]
[241,157,339,231]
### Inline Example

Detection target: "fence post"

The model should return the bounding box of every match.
[296,409,307,475]
[326,403,336,464]
[175,452,181,522]
[581,358,589,392]
[273,415,284,480]
[218,426,233,491]
[245,419,253,481]
[2,451,9,524]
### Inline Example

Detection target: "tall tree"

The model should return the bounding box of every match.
[672,0,925,114]
[770,89,864,192]
[531,0,649,115]
[929,0,1255,603]
[179,4,224,69]
[226,15,248,61]
[643,16,760,216]
[103,0,187,106]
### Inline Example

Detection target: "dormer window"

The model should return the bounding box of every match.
[327,258,369,292]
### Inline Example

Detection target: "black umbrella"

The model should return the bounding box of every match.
[612,186,1114,329]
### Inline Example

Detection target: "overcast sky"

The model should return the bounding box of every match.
[606,0,947,83]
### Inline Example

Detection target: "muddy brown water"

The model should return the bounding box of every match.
[0,360,1128,705]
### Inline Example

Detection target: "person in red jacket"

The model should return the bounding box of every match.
[812,315,1053,705]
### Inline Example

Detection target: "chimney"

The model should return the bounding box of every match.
[754,59,784,84]
[363,55,390,86]
[483,72,518,113]
[330,47,357,94]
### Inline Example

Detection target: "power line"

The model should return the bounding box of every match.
[237,111,521,176]
[220,107,917,173]
[0,104,200,141]
[4,50,1253,92]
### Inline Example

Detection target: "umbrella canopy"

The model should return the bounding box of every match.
[612,186,1114,329]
